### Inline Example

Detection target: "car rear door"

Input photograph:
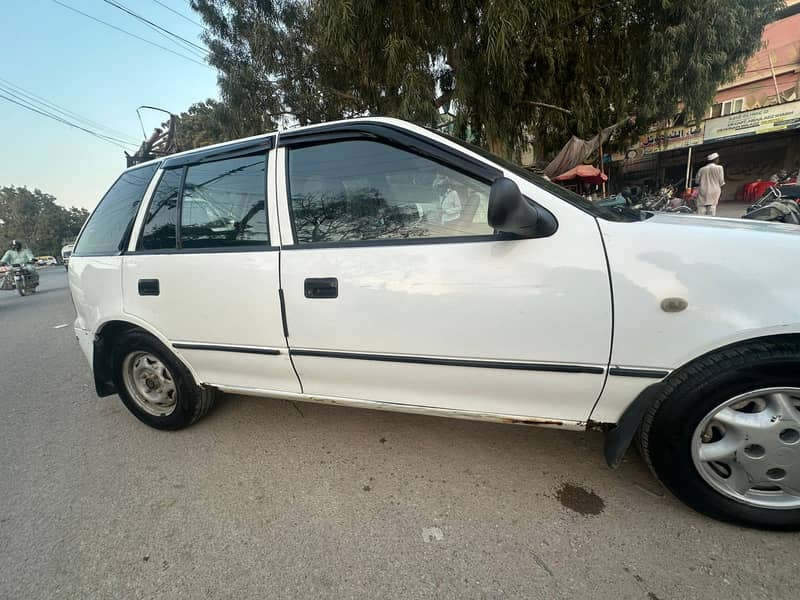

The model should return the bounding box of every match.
[122,137,300,393]
[275,125,612,423]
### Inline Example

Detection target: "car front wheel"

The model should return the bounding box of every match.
[639,340,800,530]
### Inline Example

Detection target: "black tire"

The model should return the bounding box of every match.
[111,331,215,430]
[638,339,800,530]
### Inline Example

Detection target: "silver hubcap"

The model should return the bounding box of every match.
[121,352,177,417]
[692,387,800,509]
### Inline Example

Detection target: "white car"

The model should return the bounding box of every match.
[36,256,57,266]
[68,117,800,530]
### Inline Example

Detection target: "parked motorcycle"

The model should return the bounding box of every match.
[639,183,693,213]
[742,186,800,224]
[0,263,40,296]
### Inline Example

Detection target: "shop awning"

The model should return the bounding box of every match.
[553,165,608,185]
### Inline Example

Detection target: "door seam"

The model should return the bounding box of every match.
[272,128,303,393]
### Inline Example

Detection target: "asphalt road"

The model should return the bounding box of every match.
[1,268,797,599]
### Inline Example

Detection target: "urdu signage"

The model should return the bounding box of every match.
[611,123,705,161]
[611,100,800,163]
[638,124,705,154]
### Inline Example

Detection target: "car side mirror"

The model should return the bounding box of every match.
[487,177,555,238]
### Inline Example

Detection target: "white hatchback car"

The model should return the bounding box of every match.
[69,118,800,529]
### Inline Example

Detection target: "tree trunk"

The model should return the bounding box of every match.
[486,131,510,159]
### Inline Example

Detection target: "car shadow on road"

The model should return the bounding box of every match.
[203,390,677,517]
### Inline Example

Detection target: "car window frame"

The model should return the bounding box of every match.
[138,167,183,252]
[73,162,160,257]
[282,135,504,249]
[133,149,275,255]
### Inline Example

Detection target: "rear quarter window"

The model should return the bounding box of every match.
[74,164,158,256]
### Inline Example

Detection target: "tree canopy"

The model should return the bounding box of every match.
[192,0,781,157]
[0,187,88,257]
[175,99,252,150]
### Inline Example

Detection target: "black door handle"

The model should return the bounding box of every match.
[304,277,338,299]
[138,279,160,296]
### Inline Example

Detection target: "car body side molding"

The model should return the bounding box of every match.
[289,348,605,375]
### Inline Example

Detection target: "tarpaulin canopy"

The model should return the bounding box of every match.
[553,164,608,185]
[543,117,630,178]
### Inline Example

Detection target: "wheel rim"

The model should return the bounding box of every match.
[692,387,800,510]
[121,351,178,417]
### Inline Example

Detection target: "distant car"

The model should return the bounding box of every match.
[68,117,800,530]
[36,256,57,266]
[61,244,75,270]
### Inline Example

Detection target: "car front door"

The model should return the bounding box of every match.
[122,140,300,394]
[275,127,612,423]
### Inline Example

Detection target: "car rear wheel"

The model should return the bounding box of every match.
[112,331,215,430]
[638,340,800,530]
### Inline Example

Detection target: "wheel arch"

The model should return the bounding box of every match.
[603,332,800,468]
[92,319,201,397]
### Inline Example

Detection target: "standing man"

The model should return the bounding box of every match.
[433,173,462,226]
[695,152,725,216]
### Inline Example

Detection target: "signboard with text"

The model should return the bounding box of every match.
[704,101,800,141]
[611,123,704,162]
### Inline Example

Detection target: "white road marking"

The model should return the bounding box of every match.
[53,324,69,329]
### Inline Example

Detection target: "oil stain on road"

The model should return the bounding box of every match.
[555,483,605,515]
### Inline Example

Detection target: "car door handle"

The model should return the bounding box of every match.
[304,277,338,299]
[138,278,160,296]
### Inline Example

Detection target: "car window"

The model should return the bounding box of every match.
[180,155,268,249]
[140,169,181,250]
[74,163,158,256]
[427,128,649,223]
[287,140,492,244]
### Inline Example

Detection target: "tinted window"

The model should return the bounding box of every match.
[287,140,492,244]
[427,128,648,222]
[180,155,268,249]
[140,169,181,250]
[74,164,158,255]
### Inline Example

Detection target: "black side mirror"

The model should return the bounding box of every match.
[488,177,555,238]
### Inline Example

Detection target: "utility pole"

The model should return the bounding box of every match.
[768,53,782,104]
[685,146,693,193]
[599,136,606,197]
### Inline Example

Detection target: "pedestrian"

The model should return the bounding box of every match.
[694,152,725,216]
[433,173,462,225]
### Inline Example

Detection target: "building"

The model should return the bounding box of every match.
[611,2,800,201]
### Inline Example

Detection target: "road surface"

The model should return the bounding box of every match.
[0,268,796,599]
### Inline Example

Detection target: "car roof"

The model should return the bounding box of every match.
[124,116,419,173]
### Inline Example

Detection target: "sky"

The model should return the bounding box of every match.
[0,0,219,211]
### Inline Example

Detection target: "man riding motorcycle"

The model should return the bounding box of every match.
[1,240,40,288]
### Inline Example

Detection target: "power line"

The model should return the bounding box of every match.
[150,0,205,29]
[743,59,800,74]
[0,86,136,147]
[49,0,211,68]
[101,0,208,59]
[101,0,208,55]
[0,77,139,144]
[0,85,135,146]
[0,92,136,149]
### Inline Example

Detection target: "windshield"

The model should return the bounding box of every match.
[427,128,646,223]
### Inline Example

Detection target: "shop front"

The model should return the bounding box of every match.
[610,100,800,202]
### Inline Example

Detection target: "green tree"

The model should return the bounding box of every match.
[176,99,257,150]
[0,186,89,258]
[192,0,781,157]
